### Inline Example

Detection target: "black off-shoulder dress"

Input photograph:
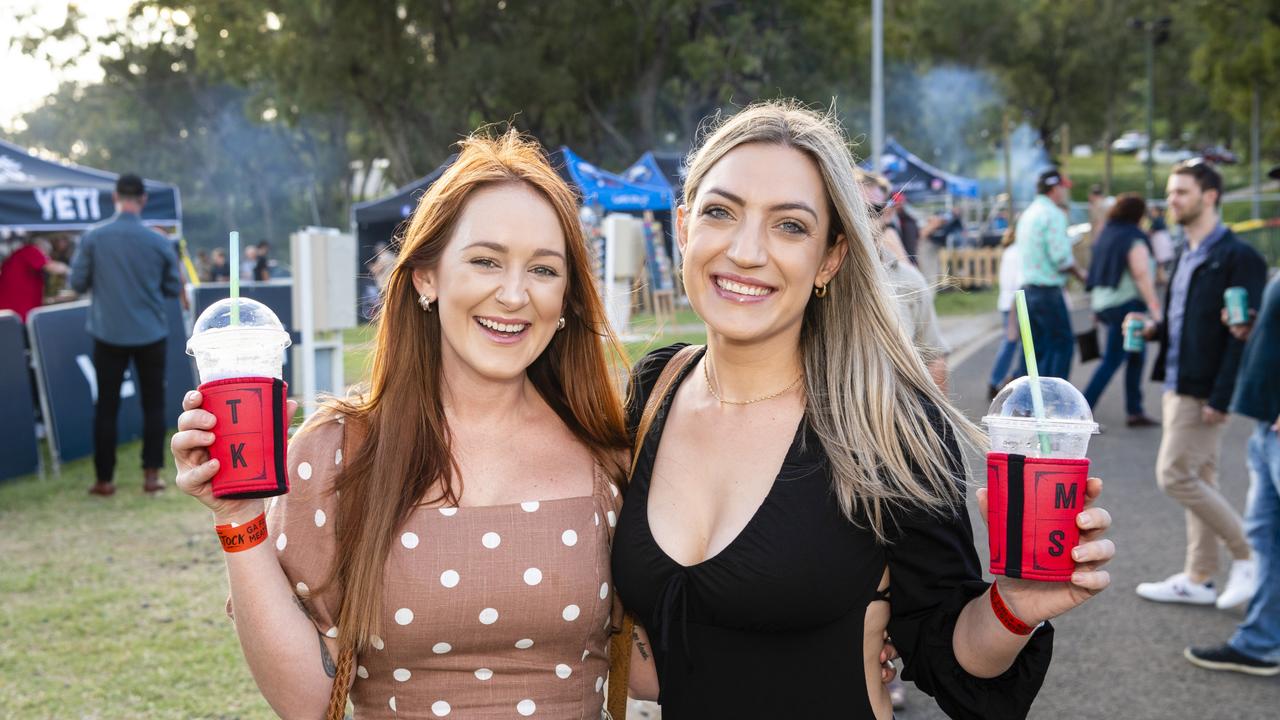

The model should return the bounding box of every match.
[611,345,1053,720]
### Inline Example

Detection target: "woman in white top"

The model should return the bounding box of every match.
[987,227,1023,399]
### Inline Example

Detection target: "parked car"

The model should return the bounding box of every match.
[1136,142,1195,164]
[1111,131,1148,154]
[1198,145,1239,164]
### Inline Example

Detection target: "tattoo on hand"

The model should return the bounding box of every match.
[632,628,650,661]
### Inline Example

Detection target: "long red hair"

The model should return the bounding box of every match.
[318,129,629,651]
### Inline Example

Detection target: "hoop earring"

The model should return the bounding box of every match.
[556,317,566,330]
[814,284,828,298]
[418,294,434,312]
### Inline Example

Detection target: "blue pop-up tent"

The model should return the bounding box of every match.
[878,138,980,200]
[0,137,182,232]
[555,147,673,211]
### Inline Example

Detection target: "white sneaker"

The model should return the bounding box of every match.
[1216,557,1260,609]
[1136,573,1217,605]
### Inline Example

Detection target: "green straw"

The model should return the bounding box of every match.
[1014,289,1052,455]
[229,231,241,326]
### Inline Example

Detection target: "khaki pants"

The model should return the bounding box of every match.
[1156,391,1250,579]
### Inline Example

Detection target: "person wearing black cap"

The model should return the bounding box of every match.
[1015,167,1085,379]
[68,174,183,496]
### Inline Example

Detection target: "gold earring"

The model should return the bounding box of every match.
[419,294,434,312]
[557,317,566,330]
[814,284,828,298]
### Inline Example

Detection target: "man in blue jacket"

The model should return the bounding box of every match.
[1131,160,1267,609]
[1185,253,1280,676]
[69,174,183,496]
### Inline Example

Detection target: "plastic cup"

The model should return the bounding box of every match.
[187,298,292,499]
[983,377,1099,582]
[1123,317,1145,353]
[1224,286,1249,325]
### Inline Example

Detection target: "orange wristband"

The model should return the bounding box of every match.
[215,512,269,553]
[990,582,1036,636]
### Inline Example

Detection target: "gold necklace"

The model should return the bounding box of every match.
[703,359,803,405]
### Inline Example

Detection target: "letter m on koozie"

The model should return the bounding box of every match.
[1054,482,1078,510]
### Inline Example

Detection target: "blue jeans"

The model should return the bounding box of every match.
[1022,285,1074,380]
[988,310,1021,387]
[1082,298,1148,417]
[1230,423,1280,662]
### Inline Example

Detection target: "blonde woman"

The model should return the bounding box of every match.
[612,102,1116,719]
[173,131,630,718]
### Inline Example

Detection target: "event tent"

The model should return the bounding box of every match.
[555,147,673,212]
[878,138,980,200]
[623,151,683,203]
[0,138,182,232]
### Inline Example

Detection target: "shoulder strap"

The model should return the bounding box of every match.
[326,414,365,720]
[607,344,702,720]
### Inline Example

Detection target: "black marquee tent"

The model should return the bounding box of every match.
[0,138,182,232]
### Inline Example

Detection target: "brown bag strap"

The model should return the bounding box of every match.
[325,414,366,720]
[606,344,702,720]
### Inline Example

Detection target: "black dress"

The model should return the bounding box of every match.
[612,345,1053,719]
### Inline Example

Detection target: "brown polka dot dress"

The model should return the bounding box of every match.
[265,414,623,719]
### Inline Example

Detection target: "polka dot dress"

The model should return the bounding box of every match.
[258,414,623,719]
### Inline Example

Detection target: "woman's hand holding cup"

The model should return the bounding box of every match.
[171,389,296,524]
[977,476,1115,625]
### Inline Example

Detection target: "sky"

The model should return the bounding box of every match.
[0,1,137,133]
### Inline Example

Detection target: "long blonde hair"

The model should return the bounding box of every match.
[682,101,983,542]
[316,129,630,651]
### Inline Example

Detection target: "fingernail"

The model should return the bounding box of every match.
[1077,512,1090,527]
[1072,547,1083,561]
[1072,572,1086,584]
[185,391,196,403]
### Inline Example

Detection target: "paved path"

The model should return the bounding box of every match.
[899,313,1280,719]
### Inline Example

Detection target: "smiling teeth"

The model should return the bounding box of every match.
[716,278,772,296]
[477,318,528,333]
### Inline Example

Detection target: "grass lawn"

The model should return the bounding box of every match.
[934,287,998,317]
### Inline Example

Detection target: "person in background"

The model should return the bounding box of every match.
[253,241,272,281]
[208,248,231,282]
[69,173,183,496]
[195,248,212,282]
[1081,194,1162,427]
[1016,167,1085,380]
[1184,261,1280,677]
[1087,184,1107,239]
[895,195,922,267]
[1146,205,1176,285]
[987,227,1023,400]
[241,243,258,281]
[1132,160,1267,609]
[0,235,70,322]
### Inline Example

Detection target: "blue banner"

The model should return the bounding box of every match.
[26,298,194,463]
[559,147,673,212]
[192,282,296,388]
[0,311,39,481]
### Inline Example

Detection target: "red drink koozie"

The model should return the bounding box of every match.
[987,452,1089,582]
[200,376,289,499]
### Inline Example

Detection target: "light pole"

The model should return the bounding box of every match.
[871,0,884,171]
[1127,16,1171,200]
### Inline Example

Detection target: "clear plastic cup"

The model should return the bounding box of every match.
[186,298,291,384]
[982,377,1099,459]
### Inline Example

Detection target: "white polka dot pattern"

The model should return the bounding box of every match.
[268,419,624,718]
